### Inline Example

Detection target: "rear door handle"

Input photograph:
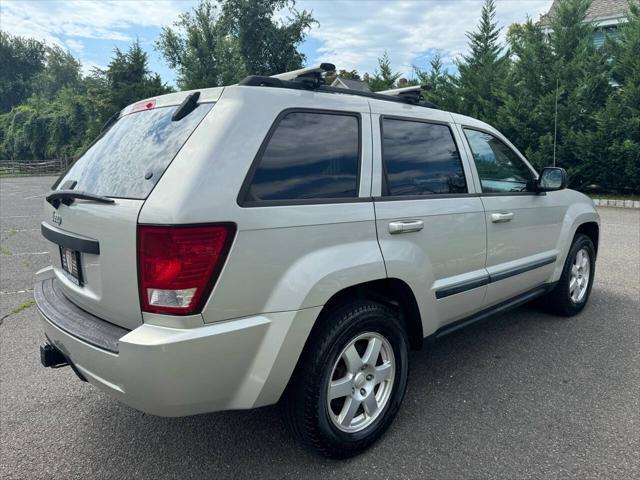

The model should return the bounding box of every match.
[388,220,424,234]
[491,212,514,223]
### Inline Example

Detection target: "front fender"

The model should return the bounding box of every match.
[551,192,600,282]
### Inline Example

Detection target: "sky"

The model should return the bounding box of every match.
[0,0,554,86]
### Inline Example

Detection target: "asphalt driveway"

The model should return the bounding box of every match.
[1,176,638,479]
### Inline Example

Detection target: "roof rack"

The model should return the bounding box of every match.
[377,85,424,104]
[270,63,335,81]
[238,64,439,109]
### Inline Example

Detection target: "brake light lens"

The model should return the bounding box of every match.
[137,224,236,315]
[132,99,156,112]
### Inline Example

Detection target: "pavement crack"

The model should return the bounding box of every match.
[0,299,35,326]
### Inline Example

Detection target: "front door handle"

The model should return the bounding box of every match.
[491,212,514,223]
[388,220,424,234]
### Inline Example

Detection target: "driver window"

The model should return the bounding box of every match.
[464,128,533,193]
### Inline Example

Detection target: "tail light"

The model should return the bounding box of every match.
[137,223,236,315]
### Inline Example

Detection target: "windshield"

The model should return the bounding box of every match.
[56,103,213,199]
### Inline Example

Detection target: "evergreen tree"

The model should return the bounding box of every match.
[456,0,507,124]
[496,0,612,191]
[91,40,172,122]
[550,0,611,185]
[367,51,401,92]
[413,53,458,110]
[582,0,640,193]
[496,20,556,168]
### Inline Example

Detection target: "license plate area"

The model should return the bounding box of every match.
[59,246,83,286]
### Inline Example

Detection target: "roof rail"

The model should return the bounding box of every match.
[238,64,439,109]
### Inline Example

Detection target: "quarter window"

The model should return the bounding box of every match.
[244,111,360,202]
[381,118,467,196]
[463,129,534,193]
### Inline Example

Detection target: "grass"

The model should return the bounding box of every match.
[0,299,35,324]
[10,299,34,315]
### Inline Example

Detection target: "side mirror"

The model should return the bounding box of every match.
[536,167,567,192]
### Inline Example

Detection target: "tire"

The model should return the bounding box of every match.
[282,301,409,458]
[545,233,596,316]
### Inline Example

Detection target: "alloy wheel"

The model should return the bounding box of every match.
[326,332,396,433]
[569,248,591,303]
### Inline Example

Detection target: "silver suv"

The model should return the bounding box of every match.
[35,65,599,458]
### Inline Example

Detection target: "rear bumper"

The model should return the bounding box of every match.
[35,279,319,417]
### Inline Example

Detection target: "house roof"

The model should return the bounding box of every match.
[330,77,371,92]
[541,0,628,24]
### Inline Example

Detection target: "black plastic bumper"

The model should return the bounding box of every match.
[34,278,129,353]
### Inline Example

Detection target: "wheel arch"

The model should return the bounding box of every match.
[552,200,600,283]
[313,278,424,351]
[575,221,599,256]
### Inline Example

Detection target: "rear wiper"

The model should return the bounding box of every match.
[101,110,120,133]
[46,190,115,209]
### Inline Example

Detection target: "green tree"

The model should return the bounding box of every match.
[456,0,507,124]
[581,0,640,192]
[156,0,229,89]
[0,40,170,162]
[324,68,361,86]
[367,51,401,92]
[550,0,611,185]
[496,19,556,168]
[91,40,172,122]
[32,45,82,99]
[413,54,458,110]
[0,32,46,113]
[156,0,314,89]
[219,0,315,76]
[496,0,611,191]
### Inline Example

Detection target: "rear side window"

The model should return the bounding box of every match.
[381,118,467,196]
[56,103,213,199]
[242,111,360,204]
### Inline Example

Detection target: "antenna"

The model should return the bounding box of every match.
[553,78,559,167]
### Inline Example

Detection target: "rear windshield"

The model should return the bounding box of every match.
[56,103,213,199]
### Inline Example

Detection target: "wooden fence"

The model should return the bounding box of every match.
[0,160,68,175]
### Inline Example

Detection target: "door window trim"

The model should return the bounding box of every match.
[237,108,364,207]
[461,125,540,197]
[377,115,472,201]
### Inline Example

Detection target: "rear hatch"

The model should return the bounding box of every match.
[41,96,215,330]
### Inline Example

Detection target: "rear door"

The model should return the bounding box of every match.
[42,100,214,330]
[372,106,487,334]
[458,126,565,306]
